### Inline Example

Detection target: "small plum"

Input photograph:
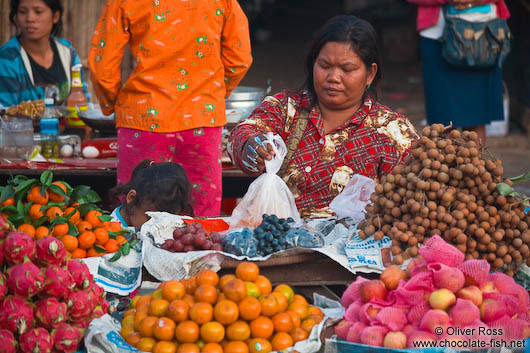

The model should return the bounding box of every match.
[193,234,206,248]
[162,239,175,250]
[173,228,183,240]
[183,245,195,252]
[181,234,193,246]
[202,240,213,250]
[212,243,223,251]
[210,232,222,243]
[173,241,184,252]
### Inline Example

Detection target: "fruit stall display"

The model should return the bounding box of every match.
[0,224,109,353]
[359,124,530,274]
[334,235,530,349]
[120,262,325,353]
[0,171,134,260]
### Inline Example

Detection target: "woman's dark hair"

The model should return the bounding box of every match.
[304,15,383,104]
[9,0,64,37]
[109,159,194,217]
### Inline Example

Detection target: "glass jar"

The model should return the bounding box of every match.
[40,118,59,159]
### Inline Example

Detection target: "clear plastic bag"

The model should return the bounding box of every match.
[284,228,324,248]
[222,228,258,257]
[229,132,301,229]
[329,174,376,222]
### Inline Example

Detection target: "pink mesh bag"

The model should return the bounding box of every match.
[464,320,492,344]
[346,321,367,343]
[341,276,368,309]
[404,271,434,292]
[374,307,408,331]
[428,263,465,292]
[360,325,389,347]
[358,302,384,325]
[489,272,521,296]
[344,300,362,323]
[388,284,425,307]
[458,259,490,287]
[418,235,464,267]
[489,315,529,341]
[449,298,480,327]
[484,292,521,318]
[407,301,430,326]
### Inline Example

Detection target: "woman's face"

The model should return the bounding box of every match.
[15,0,59,41]
[313,41,377,111]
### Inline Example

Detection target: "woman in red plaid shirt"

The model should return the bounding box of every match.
[228,15,418,218]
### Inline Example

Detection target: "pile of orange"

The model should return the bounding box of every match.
[121,262,324,353]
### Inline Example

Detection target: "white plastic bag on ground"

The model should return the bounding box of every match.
[329,174,376,222]
[230,132,300,229]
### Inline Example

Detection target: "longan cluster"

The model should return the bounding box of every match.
[359,124,530,275]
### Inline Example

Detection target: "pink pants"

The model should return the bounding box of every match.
[117,127,222,217]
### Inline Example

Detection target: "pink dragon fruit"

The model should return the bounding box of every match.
[0,273,7,298]
[35,237,67,267]
[41,265,75,299]
[66,290,95,321]
[0,239,3,265]
[19,327,53,353]
[0,214,12,239]
[66,259,93,289]
[0,296,34,334]
[6,257,44,297]
[0,329,17,353]
[51,323,83,353]
[35,298,67,329]
[3,231,35,264]
[85,281,105,305]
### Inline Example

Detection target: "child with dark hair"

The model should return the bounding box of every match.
[109,159,194,231]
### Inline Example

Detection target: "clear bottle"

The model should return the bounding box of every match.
[40,98,59,158]
[66,64,89,128]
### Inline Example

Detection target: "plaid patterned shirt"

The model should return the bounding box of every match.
[227,90,418,218]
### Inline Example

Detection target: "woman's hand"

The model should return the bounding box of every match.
[241,133,276,174]
[449,0,483,10]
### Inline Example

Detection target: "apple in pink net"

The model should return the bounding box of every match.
[380,265,407,290]
[383,331,407,349]
[480,281,498,294]
[456,286,483,306]
[360,280,387,303]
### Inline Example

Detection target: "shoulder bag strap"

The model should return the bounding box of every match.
[278,109,310,176]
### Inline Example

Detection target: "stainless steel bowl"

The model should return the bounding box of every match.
[225,86,267,123]
[78,104,116,135]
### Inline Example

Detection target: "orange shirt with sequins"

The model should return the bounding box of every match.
[88,0,252,133]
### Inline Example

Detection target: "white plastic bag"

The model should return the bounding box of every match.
[329,174,376,222]
[230,132,301,229]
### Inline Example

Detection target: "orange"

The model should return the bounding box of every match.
[273,284,294,303]
[85,209,103,227]
[116,234,127,245]
[248,338,272,353]
[272,312,294,333]
[288,302,308,320]
[224,341,249,353]
[259,295,278,317]
[300,317,317,333]
[0,197,14,206]
[151,289,163,300]
[181,276,197,294]
[195,269,219,287]
[182,294,195,307]
[307,305,323,319]
[49,181,67,203]
[213,300,239,325]
[189,302,213,324]
[29,203,44,220]
[64,207,80,224]
[223,278,247,303]
[27,185,49,204]
[104,238,120,253]
[135,295,151,310]
[60,234,79,251]
[168,299,189,322]
[120,323,135,339]
[202,343,223,353]
[139,316,159,338]
[137,337,157,352]
[45,206,63,220]
[176,343,199,353]
[286,310,301,329]
[249,316,274,339]
[270,332,293,351]
[35,226,50,240]
[292,294,309,306]
[70,248,86,258]
[235,262,259,281]
[77,221,92,233]
[226,321,251,341]
[162,280,186,301]
[219,274,236,291]
[254,275,272,295]
[194,284,218,305]
[149,298,170,317]
[238,297,261,321]
[78,231,96,249]
[52,223,69,237]
[245,282,261,298]
[290,327,309,343]
[307,314,323,324]
[153,341,178,353]
[153,317,176,341]
[17,223,35,238]
[270,292,288,312]
[87,247,105,257]
[123,309,136,320]
[175,320,199,343]
[124,332,141,347]
[134,312,148,331]
[108,221,122,232]
[94,227,110,245]
[199,321,225,343]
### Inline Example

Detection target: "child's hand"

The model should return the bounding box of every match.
[241,133,276,175]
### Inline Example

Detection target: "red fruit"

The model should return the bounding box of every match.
[3,231,35,264]
[359,280,387,303]
[41,265,75,299]
[193,233,206,248]
[202,239,213,250]
[173,228,183,240]
[35,236,68,266]
[334,319,352,340]
[85,282,106,308]
[51,323,83,353]
[173,240,184,252]
[181,233,193,245]
[19,327,53,353]
[0,214,12,239]
[183,245,194,252]
[66,259,93,289]
[162,239,175,251]
[0,240,3,265]
[0,296,34,334]
[0,273,7,298]
[0,329,17,353]
[6,258,43,297]
[210,232,222,243]
[66,290,94,321]
[35,298,67,329]
[212,243,223,251]
[346,322,367,343]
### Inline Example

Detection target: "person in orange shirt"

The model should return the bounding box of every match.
[88,0,252,217]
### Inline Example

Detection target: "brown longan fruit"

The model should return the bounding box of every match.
[393,255,404,265]
[493,258,504,269]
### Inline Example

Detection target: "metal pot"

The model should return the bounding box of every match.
[225,84,270,123]
[77,104,116,135]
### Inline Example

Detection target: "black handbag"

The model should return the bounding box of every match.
[442,11,511,69]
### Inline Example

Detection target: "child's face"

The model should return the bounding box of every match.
[125,190,157,230]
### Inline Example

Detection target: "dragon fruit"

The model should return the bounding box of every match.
[0,296,34,334]
[35,237,67,267]
[6,257,43,297]
[51,323,83,353]
[0,329,17,353]
[19,327,53,353]
[66,259,93,289]
[0,214,12,239]
[41,265,75,299]
[35,298,67,329]
[0,240,3,265]
[3,231,35,264]
[66,290,94,321]
[85,281,105,305]
[0,273,6,298]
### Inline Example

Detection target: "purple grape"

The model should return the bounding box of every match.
[212,243,223,252]
[162,239,175,250]
[183,245,195,252]
[173,228,183,240]
[173,240,184,252]
[181,233,193,245]
[202,240,213,250]
[210,232,222,243]
[193,233,206,248]
[193,222,202,229]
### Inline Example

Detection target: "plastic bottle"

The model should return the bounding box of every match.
[40,98,59,158]
[66,64,89,129]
